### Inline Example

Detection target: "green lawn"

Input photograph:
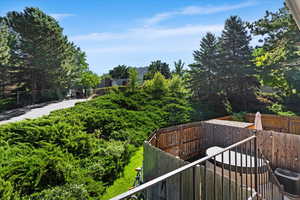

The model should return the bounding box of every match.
[101,146,143,200]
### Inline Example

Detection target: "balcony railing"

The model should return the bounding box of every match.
[110,135,284,200]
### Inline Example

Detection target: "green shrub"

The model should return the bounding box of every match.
[232,112,247,122]
[29,184,91,200]
[267,103,296,116]
[0,177,14,200]
[0,80,193,199]
[0,98,17,113]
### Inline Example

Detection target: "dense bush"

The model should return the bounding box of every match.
[0,74,192,199]
[0,98,17,113]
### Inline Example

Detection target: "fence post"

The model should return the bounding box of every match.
[179,125,183,159]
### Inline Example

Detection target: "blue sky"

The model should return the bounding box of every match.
[0,0,284,75]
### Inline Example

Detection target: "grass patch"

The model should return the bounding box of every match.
[101,147,143,200]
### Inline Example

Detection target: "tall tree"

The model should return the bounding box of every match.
[250,6,300,96]
[189,32,220,99]
[219,16,259,111]
[188,32,229,116]
[5,7,78,95]
[174,59,185,77]
[0,22,11,96]
[128,68,138,92]
[144,60,171,80]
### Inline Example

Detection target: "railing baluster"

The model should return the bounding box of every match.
[257,149,260,198]
[204,161,207,200]
[245,142,248,199]
[235,146,238,200]
[229,149,232,200]
[264,159,266,199]
[250,139,253,197]
[267,166,269,199]
[221,152,224,200]
[214,156,216,200]
[264,156,266,199]
[254,137,258,200]
[179,172,182,200]
[240,145,243,200]
[260,150,264,198]
[193,166,196,200]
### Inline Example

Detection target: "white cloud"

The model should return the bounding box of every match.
[70,24,223,42]
[144,1,256,26]
[144,12,177,26]
[71,24,224,65]
[70,32,125,41]
[50,13,75,20]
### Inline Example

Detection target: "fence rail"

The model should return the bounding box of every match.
[111,135,284,200]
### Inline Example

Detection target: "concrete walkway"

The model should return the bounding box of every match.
[0,99,87,125]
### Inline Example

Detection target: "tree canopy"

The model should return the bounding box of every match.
[109,65,130,79]
[0,7,96,104]
[173,59,185,77]
[143,60,171,80]
[250,6,300,95]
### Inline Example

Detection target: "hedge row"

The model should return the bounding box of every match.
[0,88,192,199]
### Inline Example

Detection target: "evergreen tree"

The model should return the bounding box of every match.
[174,59,185,77]
[128,68,138,92]
[0,22,11,96]
[219,16,259,111]
[189,32,220,99]
[5,7,81,96]
[144,60,171,80]
[188,32,229,116]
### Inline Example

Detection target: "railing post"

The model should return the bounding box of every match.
[179,172,182,200]
[254,136,259,200]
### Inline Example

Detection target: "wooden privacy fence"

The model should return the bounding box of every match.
[202,121,300,172]
[143,142,256,200]
[149,120,300,173]
[136,136,283,200]
[110,122,295,200]
[149,122,205,160]
[256,130,300,172]
[149,122,255,161]
[245,113,300,135]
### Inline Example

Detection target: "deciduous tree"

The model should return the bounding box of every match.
[144,60,171,80]
[250,6,300,96]
[109,65,130,79]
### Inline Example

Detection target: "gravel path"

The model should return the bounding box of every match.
[0,99,87,125]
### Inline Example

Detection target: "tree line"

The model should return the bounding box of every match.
[107,5,300,117]
[189,6,300,117]
[0,7,99,103]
